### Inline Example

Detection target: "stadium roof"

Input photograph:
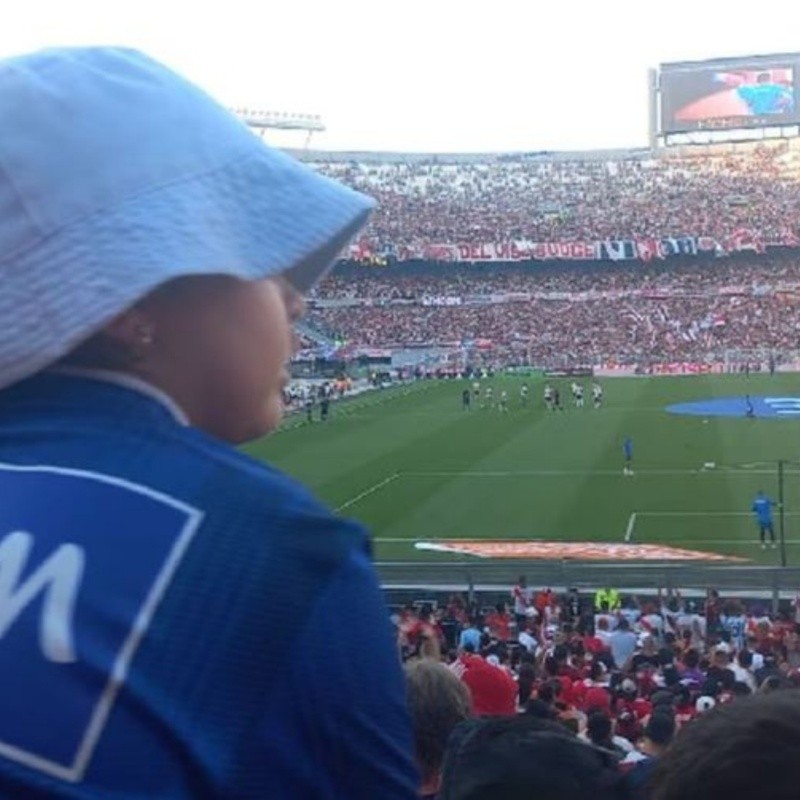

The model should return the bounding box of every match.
[288,147,655,164]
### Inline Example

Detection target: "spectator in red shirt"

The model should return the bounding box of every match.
[405,604,443,661]
[484,602,513,642]
[534,587,556,615]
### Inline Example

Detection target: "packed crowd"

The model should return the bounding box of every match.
[398,582,800,798]
[312,295,796,363]
[315,256,800,301]
[301,145,800,363]
[309,143,800,251]
[307,257,800,363]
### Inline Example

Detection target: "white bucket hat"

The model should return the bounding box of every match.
[0,47,374,390]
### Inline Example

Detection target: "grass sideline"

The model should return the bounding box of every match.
[244,374,800,565]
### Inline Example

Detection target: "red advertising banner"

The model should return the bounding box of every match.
[347,230,800,264]
[418,242,598,262]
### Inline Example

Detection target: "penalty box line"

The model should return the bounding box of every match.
[624,511,800,543]
[404,468,783,477]
[335,473,400,512]
[336,469,713,515]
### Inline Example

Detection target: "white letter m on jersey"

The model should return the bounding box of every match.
[0,531,84,663]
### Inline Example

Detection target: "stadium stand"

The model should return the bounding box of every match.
[399,587,800,798]
[308,256,800,365]
[290,142,800,366]
[307,141,800,253]
[322,139,800,796]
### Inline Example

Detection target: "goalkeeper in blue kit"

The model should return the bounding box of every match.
[752,490,777,549]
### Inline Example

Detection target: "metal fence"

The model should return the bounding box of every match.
[376,560,800,595]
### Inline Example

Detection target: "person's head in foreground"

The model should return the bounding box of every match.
[639,710,675,757]
[439,715,628,800]
[405,659,472,797]
[0,47,418,799]
[651,690,800,800]
[0,47,372,442]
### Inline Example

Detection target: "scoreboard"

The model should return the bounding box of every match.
[659,53,800,134]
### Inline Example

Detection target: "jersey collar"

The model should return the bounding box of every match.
[50,367,190,426]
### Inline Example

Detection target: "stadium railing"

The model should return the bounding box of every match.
[377,560,800,598]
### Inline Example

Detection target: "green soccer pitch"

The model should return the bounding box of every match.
[244,374,800,565]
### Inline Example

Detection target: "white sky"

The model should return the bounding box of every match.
[4,0,800,153]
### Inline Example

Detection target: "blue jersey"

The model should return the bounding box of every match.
[623,439,633,459]
[720,614,747,650]
[737,83,792,115]
[752,495,774,526]
[0,372,417,799]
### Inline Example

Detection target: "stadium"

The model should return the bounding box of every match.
[6,37,800,799]
[249,51,800,792]
[244,52,800,599]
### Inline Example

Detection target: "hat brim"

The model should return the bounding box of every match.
[1,148,373,390]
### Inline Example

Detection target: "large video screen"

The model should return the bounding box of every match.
[661,55,800,132]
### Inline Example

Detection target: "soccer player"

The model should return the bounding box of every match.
[499,389,508,412]
[462,387,471,410]
[520,383,529,408]
[745,394,756,418]
[623,436,634,476]
[473,379,481,400]
[319,385,331,421]
[553,387,563,411]
[544,383,553,410]
[485,386,493,409]
[752,490,777,549]
[575,383,585,408]
[593,382,603,409]
[304,389,314,423]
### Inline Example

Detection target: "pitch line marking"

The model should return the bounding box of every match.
[403,468,781,478]
[622,509,800,545]
[336,473,399,512]
[636,511,800,517]
[625,513,637,542]
[653,538,800,545]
